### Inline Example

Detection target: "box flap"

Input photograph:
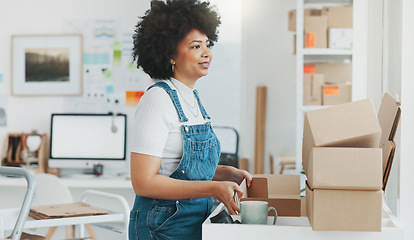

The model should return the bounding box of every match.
[246,177,268,198]
[378,93,401,147]
[254,174,300,195]
[382,141,396,191]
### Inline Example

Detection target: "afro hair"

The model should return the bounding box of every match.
[132,0,221,80]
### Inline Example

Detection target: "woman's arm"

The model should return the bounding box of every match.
[213,165,253,187]
[130,152,243,214]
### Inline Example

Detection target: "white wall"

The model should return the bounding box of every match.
[241,0,297,173]
[0,0,244,173]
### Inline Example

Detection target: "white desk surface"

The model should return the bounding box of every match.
[0,175,132,189]
[203,203,403,240]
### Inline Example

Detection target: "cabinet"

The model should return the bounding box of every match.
[294,0,359,171]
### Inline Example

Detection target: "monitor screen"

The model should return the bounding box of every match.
[49,113,127,169]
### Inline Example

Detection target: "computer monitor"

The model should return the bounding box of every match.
[48,113,127,170]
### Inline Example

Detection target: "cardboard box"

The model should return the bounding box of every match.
[377,93,401,148]
[329,28,353,49]
[322,83,352,105]
[377,93,401,190]
[307,147,382,190]
[304,16,328,48]
[302,99,382,173]
[314,62,352,83]
[322,6,353,28]
[382,140,396,190]
[289,8,322,32]
[306,181,382,231]
[240,174,301,217]
[304,74,323,105]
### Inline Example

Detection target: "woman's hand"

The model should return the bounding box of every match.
[213,165,253,187]
[212,181,244,215]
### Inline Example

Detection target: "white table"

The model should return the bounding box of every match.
[203,203,403,240]
[0,190,130,239]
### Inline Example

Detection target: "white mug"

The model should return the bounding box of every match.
[240,201,277,225]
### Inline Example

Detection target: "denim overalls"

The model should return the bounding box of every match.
[129,81,221,240]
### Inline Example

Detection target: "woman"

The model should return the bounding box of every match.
[129,0,253,239]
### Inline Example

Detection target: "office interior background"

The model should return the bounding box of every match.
[0,0,414,239]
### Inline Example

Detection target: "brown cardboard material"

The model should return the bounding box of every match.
[302,99,382,173]
[29,202,108,219]
[322,6,353,28]
[304,16,328,48]
[240,174,301,217]
[322,83,352,105]
[289,8,322,32]
[304,74,323,105]
[377,93,400,190]
[377,93,401,147]
[382,140,396,191]
[306,181,382,231]
[314,62,352,83]
[307,147,382,190]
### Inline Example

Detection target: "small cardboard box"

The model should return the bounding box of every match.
[329,28,353,49]
[304,16,328,48]
[306,181,382,231]
[304,73,323,105]
[289,8,322,32]
[307,147,382,190]
[240,174,301,217]
[302,99,382,173]
[322,83,352,105]
[322,6,353,28]
[314,62,352,83]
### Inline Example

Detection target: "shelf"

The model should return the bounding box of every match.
[303,48,352,55]
[305,0,352,5]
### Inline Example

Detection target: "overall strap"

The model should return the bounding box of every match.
[147,82,189,122]
[193,89,211,120]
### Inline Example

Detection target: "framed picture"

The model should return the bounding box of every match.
[11,34,83,96]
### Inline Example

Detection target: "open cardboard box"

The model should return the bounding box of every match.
[302,98,382,174]
[303,93,401,231]
[240,174,301,217]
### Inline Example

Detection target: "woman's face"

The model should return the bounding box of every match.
[172,29,212,86]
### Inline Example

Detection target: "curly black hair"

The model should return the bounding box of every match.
[132,0,221,80]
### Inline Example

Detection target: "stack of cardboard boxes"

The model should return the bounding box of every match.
[289,6,353,106]
[289,6,353,49]
[302,93,400,231]
[303,62,352,106]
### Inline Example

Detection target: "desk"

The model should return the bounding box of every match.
[203,203,403,240]
[0,175,135,209]
[0,190,130,239]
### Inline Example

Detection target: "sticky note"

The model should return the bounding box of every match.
[83,52,111,65]
[103,69,113,80]
[105,85,115,94]
[113,41,122,66]
[127,62,136,72]
[126,91,144,106]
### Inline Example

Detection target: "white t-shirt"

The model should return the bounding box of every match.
[130,78,208,176]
